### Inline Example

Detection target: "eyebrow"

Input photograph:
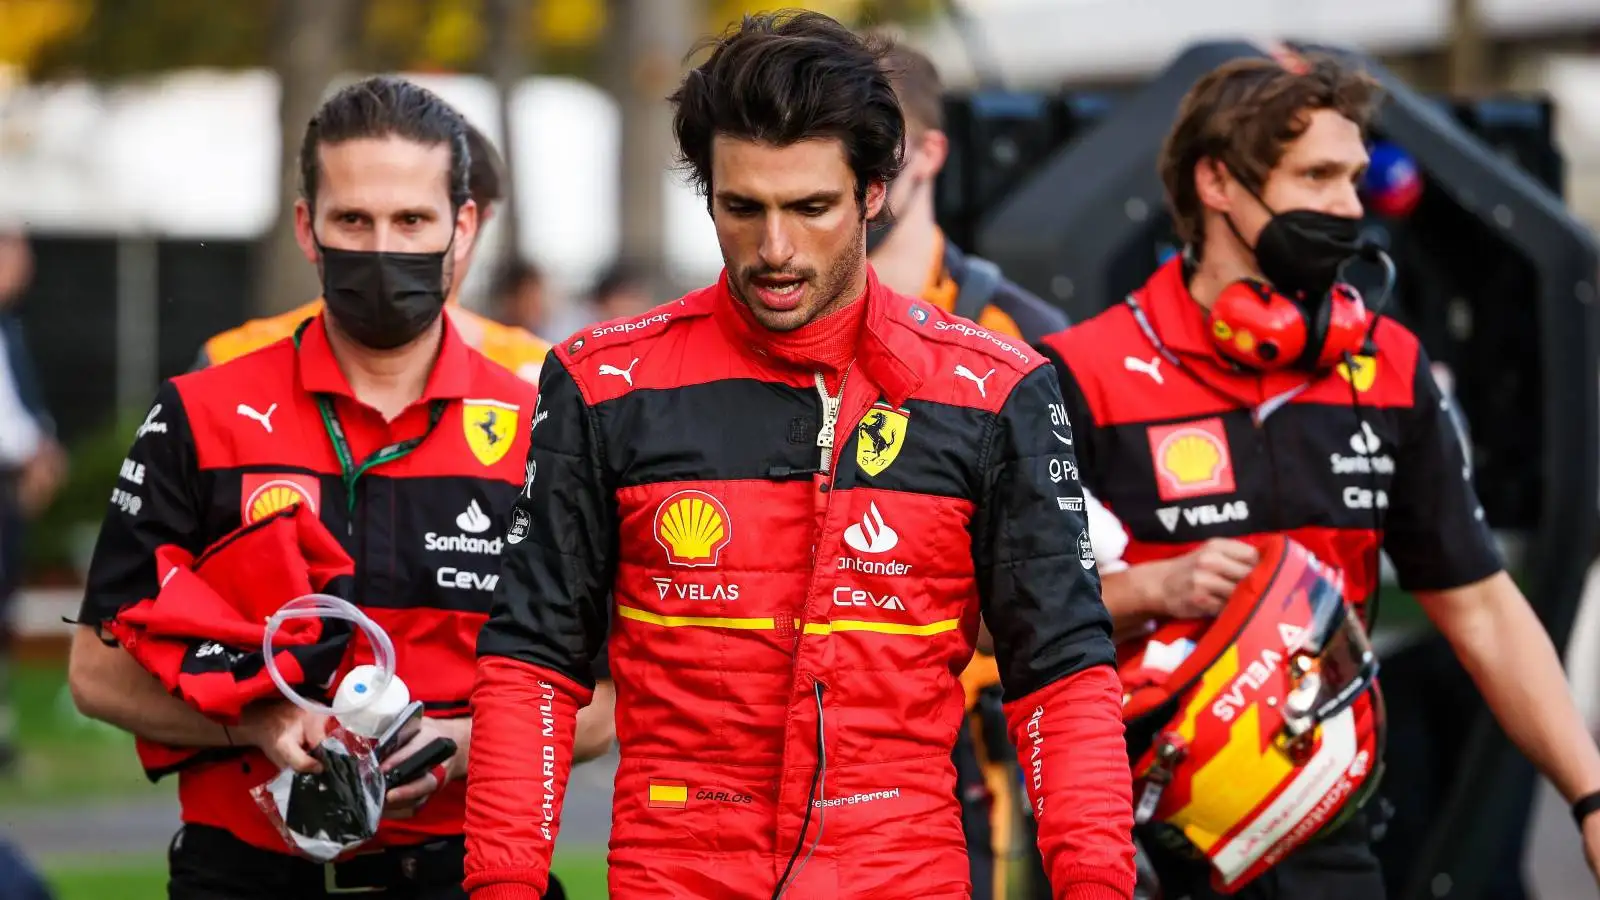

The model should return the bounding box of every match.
[324,205,440,220]
[714,190,845,208]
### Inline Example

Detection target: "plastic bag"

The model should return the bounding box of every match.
[247,593,401,861]
[250,725,386,862]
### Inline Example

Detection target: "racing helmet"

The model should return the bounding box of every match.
[1116,535,1385,893]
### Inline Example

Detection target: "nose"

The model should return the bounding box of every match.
[1330,180,1365,219]
[758,213,794,270]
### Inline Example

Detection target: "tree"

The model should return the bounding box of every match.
[253,0,357,315]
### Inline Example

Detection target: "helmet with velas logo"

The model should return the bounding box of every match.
[1115,535,1385,893]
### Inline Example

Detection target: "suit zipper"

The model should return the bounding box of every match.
[814,369,849,474]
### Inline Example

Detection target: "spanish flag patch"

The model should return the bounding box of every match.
[648,779,689,809]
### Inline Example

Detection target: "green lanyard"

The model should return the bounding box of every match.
[292,319,449,522]
[315,395,448,521]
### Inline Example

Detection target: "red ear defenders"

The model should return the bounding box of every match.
[1208,280,1371,372]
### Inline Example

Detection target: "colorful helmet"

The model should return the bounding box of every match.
[1116,535,1385,893]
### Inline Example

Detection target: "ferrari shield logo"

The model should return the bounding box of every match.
[1335,355,1376,393]
[856,403,909,477]
[463,399,520,466]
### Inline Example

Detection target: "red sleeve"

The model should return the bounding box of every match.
[1004,664,1137,900]
[463,656,591,899]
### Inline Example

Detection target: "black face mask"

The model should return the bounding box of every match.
[1251,208,1364,301]
[318,244,451,350]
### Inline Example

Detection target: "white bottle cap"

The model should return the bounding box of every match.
[333,665,410,739]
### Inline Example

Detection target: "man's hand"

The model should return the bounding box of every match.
[382,716,470,819]
[1155,538,1259,619]
[235,701,330,774]
[18,439,66,518]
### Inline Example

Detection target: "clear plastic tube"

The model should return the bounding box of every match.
[261,593,395,718]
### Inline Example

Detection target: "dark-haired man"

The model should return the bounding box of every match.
[196,120,551,385]
[68,75,536,899]
[1038,53,1600,898]
[464,11,1134,900]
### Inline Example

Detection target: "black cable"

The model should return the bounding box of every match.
[771,682,827,900]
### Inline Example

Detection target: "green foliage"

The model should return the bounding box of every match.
[20,0,943,83]
[22,413,141,579]
[29,0,273,80]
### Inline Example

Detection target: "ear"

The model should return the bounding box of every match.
[1193,158,1234,216]
[293,199,319,265]
[917,129,949,177]
[864,178,888,221]
[452,199,480,269]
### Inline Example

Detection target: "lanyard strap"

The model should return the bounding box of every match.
[315,395,448,516]
[291,318,449,516]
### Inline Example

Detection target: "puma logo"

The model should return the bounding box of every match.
[598,358,639,386]
[236,403,278,433]
[1124,356,1164,384]
[954,364,995,398]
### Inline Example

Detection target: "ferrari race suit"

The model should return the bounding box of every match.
[463,270,1136,898]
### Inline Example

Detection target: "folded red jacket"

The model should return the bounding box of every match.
[105,502,356,740]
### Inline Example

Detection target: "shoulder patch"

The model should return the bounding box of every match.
[555,290,712,365]
[912,305,1040,372]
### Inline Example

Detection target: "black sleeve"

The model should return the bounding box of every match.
[477,355,616,689]
[79,381,207,630]
[973,365,1116,703]
[1035,342,1107,500]
[1383,347,1504,591]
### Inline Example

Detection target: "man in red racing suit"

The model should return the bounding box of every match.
[461,11,1135,900]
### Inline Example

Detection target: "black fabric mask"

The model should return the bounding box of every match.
[1251,208,1364,301]
[318,244,450,350]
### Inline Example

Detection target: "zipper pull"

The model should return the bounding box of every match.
[1134,733,1187,825]
[814,371,844,474]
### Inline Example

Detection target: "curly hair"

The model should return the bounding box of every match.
[1160,54,1383,254]
[669,10,905,214]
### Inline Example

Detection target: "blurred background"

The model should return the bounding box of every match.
[1,0,1599,898]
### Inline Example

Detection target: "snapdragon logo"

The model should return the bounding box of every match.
[592,311,671,338]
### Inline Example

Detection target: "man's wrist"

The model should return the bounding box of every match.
[1572,790,1600,828]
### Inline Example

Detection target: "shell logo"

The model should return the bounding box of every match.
[244,479,317,523]
[1147,418,1236,502]
[654,490,732,568]
[1161,433,1224,486]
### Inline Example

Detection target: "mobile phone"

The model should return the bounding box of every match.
[385,737,457,789]
[375,701,425,761]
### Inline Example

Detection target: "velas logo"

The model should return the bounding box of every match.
[463,398,520,466]
[240,473,321,524]
[654,490,732,568]
[1146,417,1236,502]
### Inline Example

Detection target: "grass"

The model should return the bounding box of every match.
[39,849,611,900]
[0,661,165,808]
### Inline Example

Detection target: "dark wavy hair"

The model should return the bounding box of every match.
[669,10,905,217]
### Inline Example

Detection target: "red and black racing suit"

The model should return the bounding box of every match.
[464,270,1136,899]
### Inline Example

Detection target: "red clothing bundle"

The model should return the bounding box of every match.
[104,502,356,778]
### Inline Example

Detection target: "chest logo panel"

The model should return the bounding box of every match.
[463,399,521,466]
[856,403,909,477]
[241,473,321,524]
[1146,417,1236,502]
[654,490,732,568]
